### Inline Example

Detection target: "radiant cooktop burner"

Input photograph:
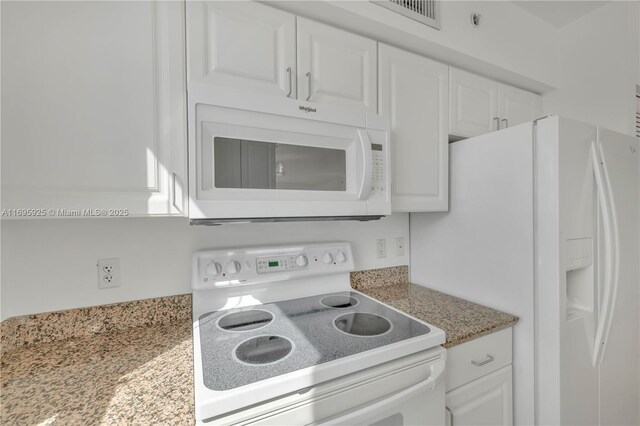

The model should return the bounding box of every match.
[334,313,392,336]
[235,336,293,365]
[198,291,432,391]
[320,295,359,308]
[218,310,273,332]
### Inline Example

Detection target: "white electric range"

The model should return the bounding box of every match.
[192,242,446,425]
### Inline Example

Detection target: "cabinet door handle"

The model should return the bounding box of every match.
[493,117,500,130]
[286,67,292,98]
[471,354,494,366]
[501,118,509,128]
[172,172,182,213]
[446,406,454,426]
[305,71,312,101]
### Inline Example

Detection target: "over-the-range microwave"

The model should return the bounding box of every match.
[187,87,391,225]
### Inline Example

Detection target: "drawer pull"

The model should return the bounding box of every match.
[471,354,494,366]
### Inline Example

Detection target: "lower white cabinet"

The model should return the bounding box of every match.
[1,1,187,217]
[445,328,514,426]
[378,43,449,212]
[446,366,513,426]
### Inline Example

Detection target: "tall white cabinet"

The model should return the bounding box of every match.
[1,1,187,216]
[378,44,449,212]
[449,67,542,138]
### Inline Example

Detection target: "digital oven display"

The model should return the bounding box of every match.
[268,261,279,268]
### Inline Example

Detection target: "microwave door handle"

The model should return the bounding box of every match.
[317,360,444,425]
[357,129,373,200]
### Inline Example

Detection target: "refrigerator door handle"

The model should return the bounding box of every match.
[590,141,620,366]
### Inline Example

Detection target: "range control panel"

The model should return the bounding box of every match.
[192,242,355,290]
[257,254,308,274]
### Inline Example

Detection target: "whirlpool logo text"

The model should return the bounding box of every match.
[299,105,317,113]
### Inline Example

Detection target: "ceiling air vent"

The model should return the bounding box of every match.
[374,0,441,30]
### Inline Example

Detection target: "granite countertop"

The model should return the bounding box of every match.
[1,320,193,425]
[356,282,518,348]
[1,266,518,424]
[1,295,195,425]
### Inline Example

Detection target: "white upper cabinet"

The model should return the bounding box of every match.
[449,68,499,138]
[449,67,541,138]
[379,44,449,212]
[497,83,542,129]
[1,1,187,217]
[187,1,296,98]
[297,18,377,113]
[187,3,376,112]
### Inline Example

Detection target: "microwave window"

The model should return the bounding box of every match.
[214,138,346,191]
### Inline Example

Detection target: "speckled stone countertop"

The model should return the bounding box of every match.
[1,266,517,424]
[352,270,518,348]
[1,320,193,425]
[1,296,194,425]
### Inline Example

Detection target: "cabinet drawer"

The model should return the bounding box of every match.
[446,327,512,391]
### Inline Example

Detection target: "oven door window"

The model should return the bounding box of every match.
[213,137,346,191]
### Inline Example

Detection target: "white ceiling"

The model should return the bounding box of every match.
[512,1,610,28]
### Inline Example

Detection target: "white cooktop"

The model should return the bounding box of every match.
[191,242,445,421]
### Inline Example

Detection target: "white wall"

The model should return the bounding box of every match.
[0,214,409,320]
[543,1,640,135]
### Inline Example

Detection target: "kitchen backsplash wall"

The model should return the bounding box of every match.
[0,214,409,320]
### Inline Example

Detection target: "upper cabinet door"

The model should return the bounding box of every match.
[1,1,187,216]
[187,1,296,98]
[497,83,542,129]
[449,68,498,138]
[297,18,377,113]
[379,44,449,212]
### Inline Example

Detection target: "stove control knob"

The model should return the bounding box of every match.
[225,261,241,275]
[335,251,347,263]
[206,262,222,276]
[295,254,308,267]
[322,253,333,264]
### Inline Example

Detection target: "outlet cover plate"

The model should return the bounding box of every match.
[98,258,121,289]
[396,238,405,256]
[376,239,386,259]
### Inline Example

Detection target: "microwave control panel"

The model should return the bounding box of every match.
[371,143,386,197]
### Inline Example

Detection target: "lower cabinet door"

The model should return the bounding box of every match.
[446,365,513,426]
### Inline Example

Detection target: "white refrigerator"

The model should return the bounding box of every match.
[410,116,639,425]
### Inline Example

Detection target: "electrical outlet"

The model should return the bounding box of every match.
[396,237,405,256]
[376,239,386,259]
[98,258,120,289]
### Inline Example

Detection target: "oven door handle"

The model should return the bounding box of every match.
[357,129,373,200]
[319,360,445,425]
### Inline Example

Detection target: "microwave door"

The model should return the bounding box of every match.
[213,137,348,192]
[214,138,276,189]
